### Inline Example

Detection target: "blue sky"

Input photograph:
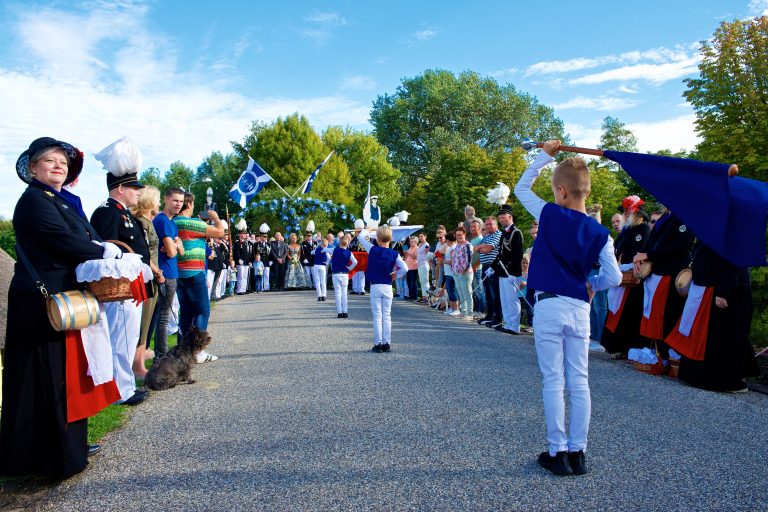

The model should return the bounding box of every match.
[1,0,766,218]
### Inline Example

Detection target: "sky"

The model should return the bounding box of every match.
[1,0,767,219]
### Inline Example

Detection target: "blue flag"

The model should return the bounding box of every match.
[228,158,272,209]
[604,150,768,268]
[301,151,334,194]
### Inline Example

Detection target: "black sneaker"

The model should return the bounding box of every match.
[477,317,492,325]
[343,313,348,318]
[318,297,322,302]
[568,451,588,475]
[487,322,502,329]
[372,344,383,353]
[538,451,574,476]
[380,343,391,352]
[337,313,343,318]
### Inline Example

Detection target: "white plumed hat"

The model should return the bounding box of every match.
[395,210,410,222]
[94,136,143,177]
[486,182,511,206]
[305,220,315,233]
[259,223,270,234]
[354,219,365,229]
[235,218,247,232]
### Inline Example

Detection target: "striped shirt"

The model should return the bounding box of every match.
[173,216,208,278]
[478,230,501,265]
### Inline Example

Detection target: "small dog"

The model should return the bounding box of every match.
[145,328,211,391]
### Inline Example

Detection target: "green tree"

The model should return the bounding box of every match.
[138,167,164,190]
[322,126,401,216]
[403,144,528,232]
[165,161,195,191]
[683,16,768,180]
[370,69,566,189]
[0,217,16,259]
[251,114,352,204]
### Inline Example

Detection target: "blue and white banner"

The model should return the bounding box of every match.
[228,157,272,209]
[301,150,334,194]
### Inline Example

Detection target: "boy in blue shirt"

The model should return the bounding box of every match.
[253,253,265,293]
[514,140,622,476]
[330,235,358,318]
[358,226,407,352]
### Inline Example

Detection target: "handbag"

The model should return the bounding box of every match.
[16,244,100,332]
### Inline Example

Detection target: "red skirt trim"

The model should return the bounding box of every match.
[639,275,672,340]
[66,330,121,423]
[604,287,629,333]
[664,287,714,362]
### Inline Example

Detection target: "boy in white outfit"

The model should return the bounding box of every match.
[358,226,407,352]
[330,235,358,318]
[514,140,622,476]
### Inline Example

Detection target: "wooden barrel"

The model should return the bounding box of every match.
[46,290,100,332]
[675,268,693,297]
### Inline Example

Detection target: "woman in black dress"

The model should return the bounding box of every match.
[0,137,112,478]
[671,243,758,392]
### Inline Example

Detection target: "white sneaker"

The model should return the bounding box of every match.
[588,341,605,352]
[196,350,219,363]
[449,310,461,317]
[444,308,454,315]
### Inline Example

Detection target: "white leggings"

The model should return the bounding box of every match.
[313,265,327,297]
[332,273,349,313]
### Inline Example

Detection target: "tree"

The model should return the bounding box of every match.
[402,144,528,232]
[250,114,352,204]
[684,16,768,181]
[596,116,641,195]
[370,69,567,189]
[322,126,401,216]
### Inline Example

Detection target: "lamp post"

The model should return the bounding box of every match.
[187,177,212,193]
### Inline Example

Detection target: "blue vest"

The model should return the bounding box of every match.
[331,248,352,273]
[527,203,609,302]
[366,245,398,285]
[314,246,329,265]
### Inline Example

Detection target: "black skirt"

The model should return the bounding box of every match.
[0,287,88,478]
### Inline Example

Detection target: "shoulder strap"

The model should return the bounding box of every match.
[15,243,49,297]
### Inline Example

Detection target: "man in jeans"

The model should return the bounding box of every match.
[174,192,226,361]
[152,187,185,361]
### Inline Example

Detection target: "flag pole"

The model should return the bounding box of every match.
[522,141,739,176]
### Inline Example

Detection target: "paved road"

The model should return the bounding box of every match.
[39,290,768,511]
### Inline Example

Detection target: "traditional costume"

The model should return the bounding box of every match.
[637,212,694,356]
[233,224,252,295]
[601,197,651,355]
[1,137,120,478]
[492,204,524,334]
[666,243,758,391]
[90,137,150,404]
[331,246,358,316]
[349,219,367,294]
[258,223,271,291]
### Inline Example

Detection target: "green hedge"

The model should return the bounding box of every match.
[0,219,15,259]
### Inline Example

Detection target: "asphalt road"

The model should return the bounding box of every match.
[38,290,768,511]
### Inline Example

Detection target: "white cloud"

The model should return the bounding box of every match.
[488,67,518,78]
[569,57,700,86]
[0,5,369,219]
[414,28,437,41]
[525,44,700,86]
[304,12,348,26]
[564,114,700,156]
[627,114,701,153]
[340,75,376,90]
[749,0,768,15]
[552,96,639,112]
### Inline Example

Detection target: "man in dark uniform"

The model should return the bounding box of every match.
[213,237,230,300]
[90,167,151,406]
[247,233,257,293]
[301,231,317,288]
[255,232,271,290]
[491,204,524,334]
[232,231,252,294]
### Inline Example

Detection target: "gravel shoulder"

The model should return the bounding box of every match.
[36,290,768,511]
